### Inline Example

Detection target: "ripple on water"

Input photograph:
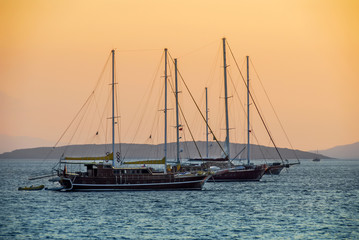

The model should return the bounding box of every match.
[0,159,358,239]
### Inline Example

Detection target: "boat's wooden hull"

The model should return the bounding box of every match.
[265,165,285,175]
[209,167,266,182]
[265,162,300,175]
[59,175,210,191]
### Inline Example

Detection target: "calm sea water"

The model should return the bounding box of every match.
[0,159,358,239]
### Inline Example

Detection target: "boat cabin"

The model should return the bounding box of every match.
[83,163,153,177]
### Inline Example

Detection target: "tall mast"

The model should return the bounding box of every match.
[222,38,230,159]
[247,55,250,165]
[111,49,115,167]
[164,48,168,173]
[175,58,180,164]
[205,87,209,158]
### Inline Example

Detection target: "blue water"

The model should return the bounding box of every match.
[0,159,358,239]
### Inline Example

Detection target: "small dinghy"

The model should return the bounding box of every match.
[18,185,45,191]
[45,186,64,191]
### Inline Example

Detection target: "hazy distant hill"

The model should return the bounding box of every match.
[0,134,54,154]
[319,142,359,159]
[0,141,328,160]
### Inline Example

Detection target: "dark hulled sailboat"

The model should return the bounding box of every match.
[265,161,300,175]
[55,161,209,191]
[194,38,266,182]
[51,49,210,191]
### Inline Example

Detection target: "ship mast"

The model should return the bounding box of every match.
[205,87,209,158]
[164,48,168,173]
[222,38,230,159]
[247,56,250,165]
[111,49,115,167]
[175,58,180,165]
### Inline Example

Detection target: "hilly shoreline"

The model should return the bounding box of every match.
[0,141,329,160]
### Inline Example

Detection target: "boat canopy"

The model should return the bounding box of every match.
[63,152,113,161]
[123,157,165,165]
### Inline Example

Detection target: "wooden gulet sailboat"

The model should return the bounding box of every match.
[189,38,267,182]
[209,43,266,182]
[51,49,211,191]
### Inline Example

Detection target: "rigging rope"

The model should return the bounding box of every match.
[177,40,218,59]
[53,92,94,150]
[228,70,271,161]
[168,52,227,158]
[65,95,94,154]
[250,59,300,161]
[116,49,162,53]
[226,41,284,161]
[49,52,112,155]
[166,62,203,160]
[122,51,164,159]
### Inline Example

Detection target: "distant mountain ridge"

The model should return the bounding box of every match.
[0,134,53,154]
[319,142,359,159]
[0,141,328,160]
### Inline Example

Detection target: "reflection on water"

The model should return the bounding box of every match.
[0,159,358,239]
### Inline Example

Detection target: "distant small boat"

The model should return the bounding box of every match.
[313,149,321,161]
[18,185,45,191]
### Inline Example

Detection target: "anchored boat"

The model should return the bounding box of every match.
[49,49,210,191]
[52,161,209,191]
[188,38,266,181]
[18,185,45,191]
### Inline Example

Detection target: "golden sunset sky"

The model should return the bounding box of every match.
[0,0,358,153]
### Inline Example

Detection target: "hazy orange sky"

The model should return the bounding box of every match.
[1,0,358,153]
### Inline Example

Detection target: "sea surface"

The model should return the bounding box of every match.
[0,159,358,239]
